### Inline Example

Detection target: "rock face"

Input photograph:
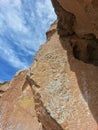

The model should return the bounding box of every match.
[0,0,98,130]
[51,0,98,66]
[0,70,43,130]
[0,82,10,98]
[56,0,98,38]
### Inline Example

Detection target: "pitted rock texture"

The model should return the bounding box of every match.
[0,70,43,130]
[0,82,10,98]
[0,0,98,130]
[56,0,98,38]
[51,0,75,37]
[70,36,98,66]
[30,29,98,130]
[52,0,98,66]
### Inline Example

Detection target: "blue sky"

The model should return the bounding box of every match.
[0,0,56,82]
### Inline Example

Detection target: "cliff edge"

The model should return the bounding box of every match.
[0,0,98,130]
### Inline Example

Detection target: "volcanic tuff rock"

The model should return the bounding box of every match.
[0,82,10,98]
[0,0,98,130]
[56,0,98,38]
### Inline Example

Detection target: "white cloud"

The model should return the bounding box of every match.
[36,0,56,20]
[0,0,21,6]
[0,0,28,32]
[0,39,28,69]
[7,12,28,32]
[0,0,56,70]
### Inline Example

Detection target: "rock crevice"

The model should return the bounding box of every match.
[52,0,98,66]
[0,0,98,130]
[26,75,64,130]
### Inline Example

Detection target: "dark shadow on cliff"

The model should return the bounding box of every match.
[59,36,98,124]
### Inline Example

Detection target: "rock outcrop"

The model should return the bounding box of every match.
[51,0,98,66]
[56,0,98,38]
[0,0,98,130]
[0,82,10,98]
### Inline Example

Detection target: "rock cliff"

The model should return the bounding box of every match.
[0,0,98,130]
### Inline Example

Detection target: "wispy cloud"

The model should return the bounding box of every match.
[0,39,28,69]
[0,0,56,81]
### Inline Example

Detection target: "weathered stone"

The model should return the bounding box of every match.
[0,0,98,130]
[0,82,10,98]
[0,70,42,130]
[51,0,98,66]
[30,26,98,129]
[56,0,98,38]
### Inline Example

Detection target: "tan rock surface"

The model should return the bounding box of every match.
[0,0,98,130]
[0,82,10,98]
[30,28,98,130]
[56,0,98,38]
[0,70,42,130]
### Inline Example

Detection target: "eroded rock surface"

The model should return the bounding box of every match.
[0,0,98,130]
[0,82,10,98]
[0,70,42,130]
[52,0,98,66]
[56,0,98,38]
[29,29,98,130]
